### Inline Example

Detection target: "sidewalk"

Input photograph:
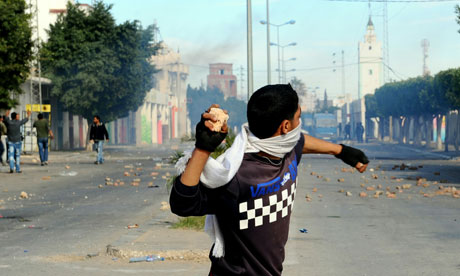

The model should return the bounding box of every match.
[341,139,460,160]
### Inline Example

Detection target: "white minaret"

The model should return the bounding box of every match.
[358,17,383,99]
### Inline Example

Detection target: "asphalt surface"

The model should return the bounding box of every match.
[0,141,459,275]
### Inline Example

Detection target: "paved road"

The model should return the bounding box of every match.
[0,142,459,275]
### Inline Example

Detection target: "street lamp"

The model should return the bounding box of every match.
[260,19,295,84]
[284,68,296,83]
[283,57,296,83]
[271,42,297,84]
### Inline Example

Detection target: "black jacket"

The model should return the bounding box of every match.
[89,123,109,141]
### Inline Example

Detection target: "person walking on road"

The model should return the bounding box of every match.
[4,110,31,173]
[345,123,351,140]
[0,116,7,166]
[169,84,369,276]
[89,115,109,165]
[356,122,364,143]
[33,113,53,166]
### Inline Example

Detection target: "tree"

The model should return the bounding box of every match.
[289,77,306,97]
[186,85,247,131]
[0,0,33,109]
[41,1,159,122]
[456,5,460,34]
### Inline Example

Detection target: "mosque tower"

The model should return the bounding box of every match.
[358,16,383,99]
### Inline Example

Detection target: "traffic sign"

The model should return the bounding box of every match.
[26,104,51,112]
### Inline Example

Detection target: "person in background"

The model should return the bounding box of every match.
[4,110,31,173]
[356,122,364,143]
[33,113,53,166]
[345,123,351,140]
[0,115,7,166]
[89,115,109,165]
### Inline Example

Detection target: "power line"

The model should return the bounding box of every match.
[326,0,458,2]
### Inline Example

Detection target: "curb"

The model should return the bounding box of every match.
[393,144,454,160]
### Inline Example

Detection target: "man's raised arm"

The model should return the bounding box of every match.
[180,104,228,186]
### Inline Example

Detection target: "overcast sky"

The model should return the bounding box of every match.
[79,0,460,100]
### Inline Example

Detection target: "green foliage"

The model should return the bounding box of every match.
[186,85,247,131]
[169,150,184,165]
[211,130,236,159]
[41,1,159,122]
[364,94,379,118]
[369,70,459,119]
[171,216,206,231]
[0,0,33,109]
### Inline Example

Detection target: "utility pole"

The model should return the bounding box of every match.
[265,0,271,84]
[383,0,389,84]
[421,39,430,76]
[246,0,254,100]
[341,50,345,95]
[239,65,246,100]
[36,0,42,111]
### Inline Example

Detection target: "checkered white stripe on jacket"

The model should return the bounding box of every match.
[239,182,297,230]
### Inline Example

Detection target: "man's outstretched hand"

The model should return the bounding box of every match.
[335,144,369,173]
[195,104,228,153]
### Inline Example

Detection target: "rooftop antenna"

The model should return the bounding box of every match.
[383,0,389,83]
[421,39,430,76]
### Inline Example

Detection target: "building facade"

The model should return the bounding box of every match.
[207,63,237,98]
[338,17,384,141]
[107,44,190,146]
[358,17,383,99]
[8,1,189,153]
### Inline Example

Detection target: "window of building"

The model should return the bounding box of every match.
[369,69,373,75]
[219,69,224,75]
[369,46,372,50]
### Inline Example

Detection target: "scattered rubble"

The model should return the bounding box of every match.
[386,193,397,199]
[127,224,139,229]
[402,184,412,189]
[160,201,170,211]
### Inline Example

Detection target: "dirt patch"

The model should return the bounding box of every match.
[40,255,87,263]
[107,245,208,263]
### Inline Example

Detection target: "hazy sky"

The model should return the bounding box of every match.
[79,0,460,100]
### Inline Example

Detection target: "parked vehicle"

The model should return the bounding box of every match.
[301,112,338,142]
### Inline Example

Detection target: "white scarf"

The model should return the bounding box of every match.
[175,120,302,258]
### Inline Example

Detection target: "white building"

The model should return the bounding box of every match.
[338,17,383,141]
[358,17,383,99]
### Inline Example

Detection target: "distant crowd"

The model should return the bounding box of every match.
[0,111,108,173]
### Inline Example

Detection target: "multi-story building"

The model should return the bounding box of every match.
[9,1,189,153]
[207,63,237,98]
[107,43,190,145]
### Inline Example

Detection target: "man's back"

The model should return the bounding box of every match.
[5,118,28,142]
[171,135,305,276]
[33,119,49,139]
